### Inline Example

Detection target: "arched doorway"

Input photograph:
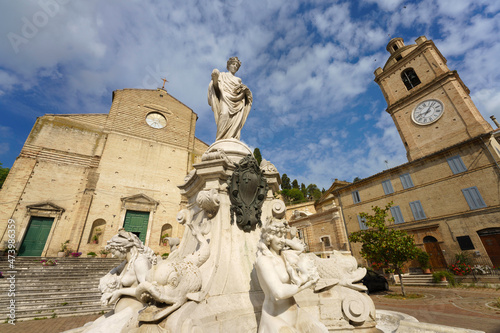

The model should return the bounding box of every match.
[423,236,447,269]
[477,228,500,267]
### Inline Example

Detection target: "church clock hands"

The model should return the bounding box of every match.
[146,112,167,129]
[412,99,444,125]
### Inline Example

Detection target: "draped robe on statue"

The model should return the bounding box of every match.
[208,71,252,141]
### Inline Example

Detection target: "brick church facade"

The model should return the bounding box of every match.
[0,88,208,256]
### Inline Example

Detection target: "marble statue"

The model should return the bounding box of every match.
[99,229,156,312]
[255,218,328,333]
[163,236,180,252]
[81,230,157,332]
[135,224,210,323]
[208,56,253,141]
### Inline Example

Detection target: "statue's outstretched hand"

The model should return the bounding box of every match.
[211,69,220,81]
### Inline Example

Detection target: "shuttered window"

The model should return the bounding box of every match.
[390,205,405,224]
[352,190,361,204]
[357,215,368,230]
[447,155,467,174]
[399,173,414,189]
[409,200,426,221]
[462,186,487,210]
[382,179,394,195]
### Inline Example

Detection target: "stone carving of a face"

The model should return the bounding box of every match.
[269,234,284,252]
[226,59,240,75]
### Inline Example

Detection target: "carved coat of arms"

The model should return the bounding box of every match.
[228,154,268,232]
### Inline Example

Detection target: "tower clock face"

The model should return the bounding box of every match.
[146,112,167,129]
[412,99,444,125]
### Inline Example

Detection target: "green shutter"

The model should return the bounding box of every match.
[19,217,54,256]
[123,211,150,244]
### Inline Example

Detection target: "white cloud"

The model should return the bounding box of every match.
[362,0,405,11]
[0,70,20,93]
[0,143,9,155]
[0,0,499,189]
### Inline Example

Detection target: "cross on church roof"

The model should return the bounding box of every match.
[161,78,168,89]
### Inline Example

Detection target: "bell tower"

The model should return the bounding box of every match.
[374,36,492,161]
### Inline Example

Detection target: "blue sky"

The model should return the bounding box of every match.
[1,0,500,190]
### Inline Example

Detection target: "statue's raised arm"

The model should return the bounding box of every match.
[208,57,253,141]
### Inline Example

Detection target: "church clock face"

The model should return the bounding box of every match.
[146,112,167,129]
[412,99,444,125]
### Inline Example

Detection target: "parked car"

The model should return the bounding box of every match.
[362,270,389,293]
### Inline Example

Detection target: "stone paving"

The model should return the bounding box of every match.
[372,286,500,333]
[1,286,500,332]
[0,314,100,333]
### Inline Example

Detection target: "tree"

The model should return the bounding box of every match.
[300,183,307,197]
[306,184,322,201]
[253,148,262,166]
[281,174,291,190]
[282,188,305,203]
[348,203,419,296]
[0,162,9,189]
[291,179,299,189]
[353,177,361,183]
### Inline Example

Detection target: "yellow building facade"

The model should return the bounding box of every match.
[292,36,500,269]
[0,88,208,256]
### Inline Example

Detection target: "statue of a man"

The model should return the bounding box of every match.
[208,57,253,141]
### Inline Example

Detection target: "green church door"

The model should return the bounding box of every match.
[123,210,150,244]
[19,217,54,256]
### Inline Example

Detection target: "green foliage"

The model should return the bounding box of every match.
[253,148,262,166]
[279,178,321,204]
[348,203,419,296]
[0,162,10,188]
[416,249,431,269]
[306,184,322,201]
[281,188,305,203]
[300,183,307,197]
[281,174,291,190]
[450,252,473,276]
[353,176,361,183]
[60,240,70,252]
[432,271,456,286]
[454,252,472,265]
[87,252,97,256]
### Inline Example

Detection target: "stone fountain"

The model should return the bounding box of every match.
[65,58,482,333]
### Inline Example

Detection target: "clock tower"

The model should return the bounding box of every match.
[374,36,492,161]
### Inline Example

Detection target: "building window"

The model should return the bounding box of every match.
[400,173,414,189]
[401,68,421,90]
[447,155,467,174]
[352,190,361,204]
[395,55,403,61]
[357,215,368,230]
[409,200,426,221]
[320,236,331,247]
[462,186,487,210]
[382,179,394,195]
[456,236,475,251]
[390,205,405,224]
[298,229,304,240]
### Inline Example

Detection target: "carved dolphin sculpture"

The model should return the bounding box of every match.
[163,237,180,252]
[135,229,209,322]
